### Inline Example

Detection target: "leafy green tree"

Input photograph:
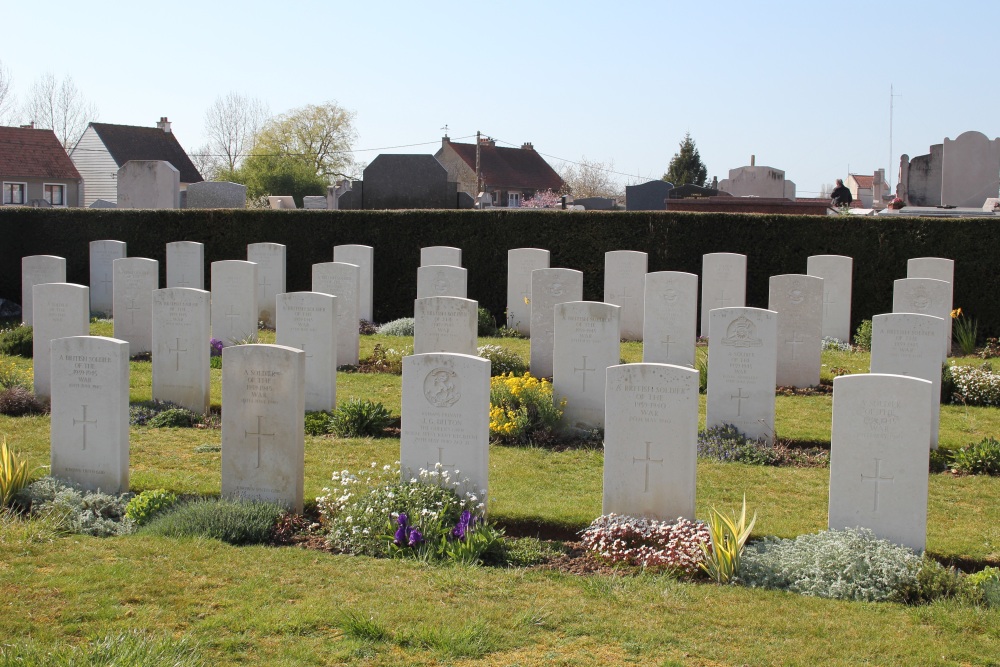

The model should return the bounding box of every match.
[226,154,327,207]
[254,101,357,180]
[663,132,707,187]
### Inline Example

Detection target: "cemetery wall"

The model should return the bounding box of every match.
[2,208,998,335]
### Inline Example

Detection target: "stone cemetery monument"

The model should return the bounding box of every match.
[530,268,584,378]
[113,257,158,355]
[166,241,205,290]
[333,244,374,322]
[604,250,647,341]
[553,301,620,431]
[907,257,954,349]
[32,283,90,399]
[247,243,286,328]
[700,253,747,337]
[267,196,296,209]
[49,336,130,492]
[870,313,945,449]
[828,373,931,551]
[625,179,673,210]
[420,246,462,267]
[506,248,550,335]
[152,288,211,414]
[768,274,823,388]
[413,297,478,356]
[276,292,338,412]
[892,278,951,360]
[221,344,305,513]
[416,265,468,299]
[806,255,853,343]
[210,260,259,346]
[90,199,117,209]
[603,363,699,520]
[643,271,698,367]
[706,308,778,443]
[302,196,327,209]
[89,240,126,316]
[400,352,490,499]
[185,181,246,209]
[117,160,180,209]
[21,255,66,325]
[311,262,360,366]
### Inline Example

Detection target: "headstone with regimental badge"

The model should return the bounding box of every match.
[643,271,698,367]
[152,287,211,413]
[312,262,360,366]
[529,268,583,378]
[32,283,90,399]
[553,301,620,431]
[768,274,823,388]
[417,265,468,299]
[806,255,853,343]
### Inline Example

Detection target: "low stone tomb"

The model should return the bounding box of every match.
[420,246,461,267]
[643,271,698,367]
[113,258,158,355]
[247,243,286,328]
[553,301,620,431]
[700,253,746,337]
[768,274,823,388]
[416,265,468,299]
[276,292,338,412]
[604,250,647,341]
[21,255,66,326]
[892,278,951,360]
[311,262,360,366]
[32,283,90,399]
[152,288,211,414]
[166,241,205,290]
[806,255,853,343]
[333,244,374,322]
[89,240,125,316]
[210,260,259,346]
[529,268,583,378]
[413,296,478,356]
[506,248,550,335]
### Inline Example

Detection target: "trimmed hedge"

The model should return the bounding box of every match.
[3,208,999,336]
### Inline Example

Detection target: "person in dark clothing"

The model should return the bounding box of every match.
[831,179,853,207]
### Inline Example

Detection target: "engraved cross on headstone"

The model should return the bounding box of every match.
[258,274,271,291]
[612,285,635,309]
[574,355,596,392]
[225,305,241,328]
[168,337,187,371]
[176,273,191,287]
[245,415,275,469]
[99,272,113,295]
[785,330,805,361]
[297,342,314,359]
[73,405,97,451]
[425,446,457,475]
[715,289,733,308]
[731,388,750,416]
[822,291,835,320]
[861,457,894,512]
[633,441,664,493]
[125,298,141,326]
[660,334,676,355]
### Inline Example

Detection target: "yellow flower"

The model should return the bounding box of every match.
[951,307,963,319]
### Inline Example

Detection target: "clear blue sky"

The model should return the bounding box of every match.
[3,0,998,196]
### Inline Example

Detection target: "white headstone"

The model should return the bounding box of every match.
[828,373,931,551]
[506,248,550,335]
[50,336,129,492]
[553,301,621,431]
[892,278,951,360]
[210,260,259,346]
[166,241,205,290]
[311,261,360,366]
[806,255,854,343]
[267,196,296,209]
[413,297,478,356]
[89,240,126,317]
[706,307,778,443]
[529,268,584,378]
[940,131,1000,207]
[152,288,211,414]
[247,243,286,328]
[401,352,490,499]
[333,244,374,322]
[642,271,698,367]
[769,274,824,388]
[870,313,944,449]
[113,257,158,355]
[32,283,90,399]
[603,363,699,520]
[185,181,247,209]
[604,250,647,341]
[276,292,338,412]
[117,160,180,209]
[420,246,462,267]
[906,258,955,352]
[21,255,66,326]
[416,265,468,299]
[221,344,305,513]
[700,253,747,337]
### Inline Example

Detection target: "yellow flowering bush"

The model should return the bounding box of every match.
[489,372,564,444]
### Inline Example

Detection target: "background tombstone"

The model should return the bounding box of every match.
[21,255,66,326]
[311,261,360,366]
[870,313,944,449]
[506,248,550,335]
[413,296,478,356]
[907,257,955,351]
[604,250,647,341]
[416,265,468,299]
[89,199,117,209]
[89,240,126,316]
[892,278,951,360]
[553,301,620,431]
[333,244,374,322]
[276,292,338,412]
[625,179,674,210]
[50,336,129,493]
[166,241,204,290]
[211,260,259,346]
[32,283,90,399]
[116,160,180,209]
[828,373,932,551]
[185,181,247,209]
[420,246,462,267]
[247,243,286,328]
[643,271,698,367]
[267,196,296,209]
[530,268,584,378]
[221,344,305,513]
[768,274,823,388]
[603,363,699,521]
[401,352,490,499]
[302,196,327,209]
[700,253,747,337]
[152,287,211,414]
[806,255,854,343]
[113,257,158,355]
[706,307,778,443]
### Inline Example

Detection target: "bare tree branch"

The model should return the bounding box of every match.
[204,91,270,172]
[0,60,14,125]
[22,72,97,148]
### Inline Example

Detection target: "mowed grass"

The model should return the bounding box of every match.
[2,329,1000,664]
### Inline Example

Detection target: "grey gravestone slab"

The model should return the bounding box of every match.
[21,255,66,326]
[247,243,286,328]
[32,283,90,399]
[643,271,698,367]
[117,160,180,209]
[529,269,583,378]
[806,255,853,343]
[211,261,259,346]
[553,301,620,431]
[152,288,211,414]
[700,253,746,338]
[417,265,468,299]
[311,262,360,366]
[166,241,204,290]
[302,196,327,209]
[113,257,158,355]
[507,248,550,335]
[276,292,338,412]
[89,240,125,317]
[604,250,647,341]
[768,274,823,388]
[185,181,246,209]
[333,245,374,322]
[89,199,117,209]
[625,180,673,211]
[413,296,478,356]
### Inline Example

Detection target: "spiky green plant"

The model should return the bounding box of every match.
[699,494,756,584]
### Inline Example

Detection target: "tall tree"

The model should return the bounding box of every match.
[0,60,14,125]
[663,132,707,187]
[203,91,270,174]
[22,73,98,149]
[559,156,624,199]
[253,101,357,180]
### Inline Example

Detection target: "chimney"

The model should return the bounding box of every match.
[750,154,755,167]
[156,116,172,133]
[478,136,495,147]
[521,142,534,150]
[442,136,451,148]
[20,122,35,129]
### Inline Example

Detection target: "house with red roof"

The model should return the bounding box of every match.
[847,170,889,208]
[0,125,84,207]
[434,136,563,207]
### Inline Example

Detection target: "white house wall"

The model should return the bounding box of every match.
[70,126,119,206]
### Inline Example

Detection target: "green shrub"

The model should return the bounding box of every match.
[487,537,564,567]
[363,344,409,374]
[0,386,46,416]
[898,556,964,604]
[22,476,135,537]
[697,424,780,465]
[964,566,1000,607]
[697,351,708,394]
[979,337,1000,359]
[489,373,563,445]
[359,319,378,335]
[948,363,1000,406]
[377,317,415,336]
[1,437,36,507]
[125,489,179,526]
[0,358,31,389]
[854,319,872,351]
[0,324,32,357]
[148,408,199,428]
[130,400,189,426]
[477,344,527,376]
[304,410,335,436]
[948,436,1000,475]
[477,306,498,336]
[330,398,393,438]
[142,498,284,545]
[210,355,222,369]
[941,364,956,403]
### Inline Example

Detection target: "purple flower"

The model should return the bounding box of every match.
[408,527,423,547]
[210,338,224,357]
[451,510,473,540]
[397,513,408,527]
[394,525,407,546]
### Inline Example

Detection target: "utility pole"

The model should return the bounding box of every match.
[475,130,482,194]
[889,84,901,194]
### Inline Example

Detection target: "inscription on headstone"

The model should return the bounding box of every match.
[276,292,338,412]
[21,255,66,326]
[769,274,823,388]
[892,278,951,360]
[413,296,478,356]
[311,262,360,366]
[89,240,126,317]
[113,258,158,355]
[553,301,620,431]
[333,245,374,322]
[247,243,286,328]
[604,250,647,341]
[643,271,698,367]
[529,268,583,378]
[32,283,90,399]
[152,288,211,414]
[166,241,205,290]
[700,253,747,337]
[806,255,853,342]
[211,260,259,346]
[506,248,550,335]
